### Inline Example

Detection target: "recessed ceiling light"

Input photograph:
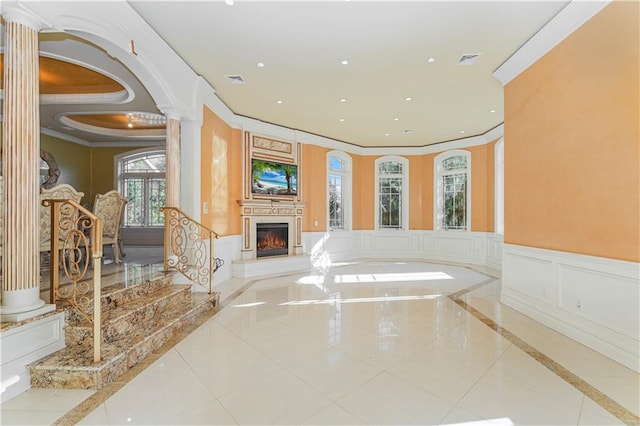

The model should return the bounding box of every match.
[394,118,399,121]
[341,59,349,65]
[384,133,390,136]
[340,98,347,103]
[405,97,412,101]
[460,130,465,134]
[276,100,283,104]
[490,109,496,113]
[339,118,345,122]
[427,57,436,63]
[224,0,234,5]
[257,62,265,68]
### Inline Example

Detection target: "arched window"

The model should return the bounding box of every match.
[435,150,470,231]
[495,138,504,235]
[375,156,408,230]
[116,148,166,227]
[327,151,352,231]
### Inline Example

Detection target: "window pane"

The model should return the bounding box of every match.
[329,156,344,173]
[124,153,166,173]
[442,173,466,230]
[379,177,401,228]
[148,178,166,226]
[379,161,402,174]
[329,174,344,229]
[123,178,144,226]
[442,156,467,171]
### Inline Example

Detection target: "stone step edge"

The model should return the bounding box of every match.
[68,284,193,328]
[29,292,218,374]
[63,273,175,320]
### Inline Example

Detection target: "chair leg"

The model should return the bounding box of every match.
[117,237,126,259]
[113,242,122,264]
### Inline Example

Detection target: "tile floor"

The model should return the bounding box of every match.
[1,255,638,425]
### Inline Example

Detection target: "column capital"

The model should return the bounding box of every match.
[156,105,181,121]
[1,4,46,32]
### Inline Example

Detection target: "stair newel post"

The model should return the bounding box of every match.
[209,230,214,294]
[46,200,60,304]
[92,217,103,363]
[162,207,170,273]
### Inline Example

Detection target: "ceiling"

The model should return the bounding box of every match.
[1,1,570,148]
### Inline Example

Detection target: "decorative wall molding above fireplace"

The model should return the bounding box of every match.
[237,199,305,260]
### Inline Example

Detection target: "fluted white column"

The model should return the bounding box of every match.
[165,115,181,208]
[1,9,55,321]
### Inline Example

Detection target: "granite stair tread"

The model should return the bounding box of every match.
[68,284,192,327]
[28,272,220,389]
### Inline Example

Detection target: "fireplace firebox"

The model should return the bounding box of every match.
[256,223,288,258]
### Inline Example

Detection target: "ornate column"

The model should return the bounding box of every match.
[1,9,55,321]
[165,115,181,208]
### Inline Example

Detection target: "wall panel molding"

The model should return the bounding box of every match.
[501,243,639,372]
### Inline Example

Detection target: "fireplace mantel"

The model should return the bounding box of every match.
[237,199,305,260]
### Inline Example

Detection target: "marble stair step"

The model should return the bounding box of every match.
[65,272,175,322]
[65,284,193,347]
[28,291,219,390]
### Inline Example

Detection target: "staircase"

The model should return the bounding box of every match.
[28,272,219,389]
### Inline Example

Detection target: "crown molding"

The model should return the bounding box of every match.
[493,0,611,86]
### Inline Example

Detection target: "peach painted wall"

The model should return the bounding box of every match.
[301,144,329,232]
[467,143,495,233]
[200,107,243,236]
[408,155,429,230]
[352,155,375,230]
[504,1,639,262]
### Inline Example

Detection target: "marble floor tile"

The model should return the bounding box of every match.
[300,402,365,425]
[336,371,455,425]
[3,259,637,426]
[216,369,332,425]
[458,374,583,425]
[289,347,382,401]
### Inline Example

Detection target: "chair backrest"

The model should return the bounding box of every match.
[93,190,127,238]
[0,176,3,249]
[40,184,84,247]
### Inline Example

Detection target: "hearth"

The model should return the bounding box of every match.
[256,223,288,258]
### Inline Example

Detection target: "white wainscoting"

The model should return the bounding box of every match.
[486,233,504,270]
[501,244,640,372]
[302,230,500,267]
[1,312,65,403]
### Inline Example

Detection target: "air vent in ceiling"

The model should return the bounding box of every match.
[403,129,416,134]
[225,75,245,84]
[457,53,481,66]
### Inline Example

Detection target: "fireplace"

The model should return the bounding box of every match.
[256,223,289,258]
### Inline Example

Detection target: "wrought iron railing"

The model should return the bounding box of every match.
[43,198,103,363]
[160,207,220,294]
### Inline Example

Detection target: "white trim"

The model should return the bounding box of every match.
[58,114,165,139]
[493,1,611,85]
[494,138,504,235]
[501,243,639,372]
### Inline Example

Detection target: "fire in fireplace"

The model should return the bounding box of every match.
[256,223,288,258]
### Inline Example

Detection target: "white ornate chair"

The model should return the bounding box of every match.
[40,183,85,253]
[93,190,127,264]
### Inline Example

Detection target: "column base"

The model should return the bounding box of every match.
[1,287,53,322]
[1,304,55,322]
